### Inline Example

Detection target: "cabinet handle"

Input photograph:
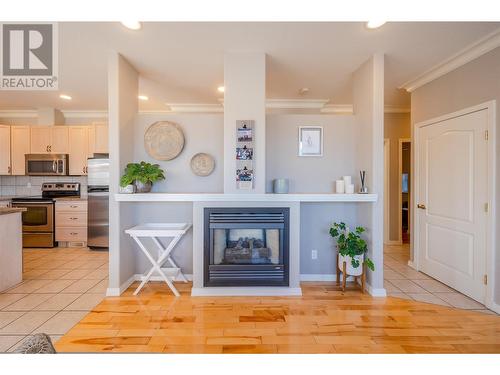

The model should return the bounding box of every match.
[70,205,78,208]
[83,166,85,173]
[8,166,11,174]
[46,145,49,152]
[70,232,78,235]
[69,217,78,220]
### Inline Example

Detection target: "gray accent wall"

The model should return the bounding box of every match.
[411,46,500,304]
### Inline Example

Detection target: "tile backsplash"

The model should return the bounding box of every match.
[0,176,87,197]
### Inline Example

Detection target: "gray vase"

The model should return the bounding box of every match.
[134,180,152,193]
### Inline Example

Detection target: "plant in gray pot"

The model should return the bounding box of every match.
[120,161,165,193]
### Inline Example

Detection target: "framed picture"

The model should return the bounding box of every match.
[236,146,253,160]
[298,126,323,156]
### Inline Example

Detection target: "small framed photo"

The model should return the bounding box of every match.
[298,126,323,157]
[236,146,253,160]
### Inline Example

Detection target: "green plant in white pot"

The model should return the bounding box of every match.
[329,222,375,276]
[120,162,165,193]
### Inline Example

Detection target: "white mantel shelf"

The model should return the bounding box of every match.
[114,193,378,203]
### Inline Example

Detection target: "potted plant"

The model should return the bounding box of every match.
[329,222,375,276]
[120,161,165,193]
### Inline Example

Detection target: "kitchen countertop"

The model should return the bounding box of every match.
[54,196,88,201]
[0,196,16,201]
[0,207,27,215]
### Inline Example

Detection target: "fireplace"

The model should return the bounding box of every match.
[204,207,289,286]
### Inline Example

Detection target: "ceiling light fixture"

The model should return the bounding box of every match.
[217,86,225,93]
[366,20,386,29]
[121,21,142,30]
[299,88,309,95]
[59,94,72,100]
[138,95,149,101]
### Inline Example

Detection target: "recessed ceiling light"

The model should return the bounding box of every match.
[217,86,225,93]
[138,95,149,101]
[299,88,309,95]
[366,20,386,29]
[59,94,72,100]
[121,21,142,30]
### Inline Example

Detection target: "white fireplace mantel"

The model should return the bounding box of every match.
[115,193,378,203]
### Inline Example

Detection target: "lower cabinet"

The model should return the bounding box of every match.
[55,200,87,246]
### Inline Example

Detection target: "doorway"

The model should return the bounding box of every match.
[399,139,411,244]
[414,102,495,306]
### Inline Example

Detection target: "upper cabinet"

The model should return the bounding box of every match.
[68,126,90,175]
[30,126,69,154]
[10,126,30,175]
[0,125,11,175]
[88,122,109,156]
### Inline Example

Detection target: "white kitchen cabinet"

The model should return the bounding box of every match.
[68,126,90,175]
[30,126,69,154]
[55,200,87,245]
[0,125,11,175]
[10,126,30,175]
[88,122,108,156]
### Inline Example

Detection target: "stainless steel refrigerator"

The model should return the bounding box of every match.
[87,155,109,249]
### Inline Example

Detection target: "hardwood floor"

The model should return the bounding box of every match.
[55,281,500,353]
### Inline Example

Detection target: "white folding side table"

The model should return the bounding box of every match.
[125,223,191,297]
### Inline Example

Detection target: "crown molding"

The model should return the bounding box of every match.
[266,99,329,109]
[0,110,38,118]
[384,105,410,114]
[401,27,500,92]
[320,104,353,114]
[165,103,223,113]
[61,110,108,118]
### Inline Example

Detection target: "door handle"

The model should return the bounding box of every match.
[52,161,57,172]
[417,204,426,210]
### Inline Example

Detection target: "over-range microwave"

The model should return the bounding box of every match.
[25,154,69,176]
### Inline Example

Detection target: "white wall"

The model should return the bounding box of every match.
[224,52,266,193]
[107,52,139,295]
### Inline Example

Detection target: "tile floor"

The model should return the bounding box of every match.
[384,244,495,314]
[0,247,108,352]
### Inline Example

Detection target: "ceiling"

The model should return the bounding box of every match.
[0,22,499,111]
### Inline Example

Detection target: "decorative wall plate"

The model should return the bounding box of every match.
[144,121,185,161]
[190,153,215,176]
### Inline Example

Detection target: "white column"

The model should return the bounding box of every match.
[223,52,266,194]
[107,51,139,296]
[353,53,385,296]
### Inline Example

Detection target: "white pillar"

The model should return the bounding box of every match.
[223,52,266,194]
[353,53,385,296]
[107,51,139,296]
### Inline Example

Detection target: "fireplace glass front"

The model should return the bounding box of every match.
[204,207,289,286]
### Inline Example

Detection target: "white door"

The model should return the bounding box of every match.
[417,109,488,303]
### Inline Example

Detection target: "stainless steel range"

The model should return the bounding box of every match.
[11,182,80,248]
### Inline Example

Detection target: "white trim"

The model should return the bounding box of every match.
[384,105,411,114]
[488,301,500,315]
[384,138,390,244]
[165,103,223,113]
[398,138,411,246]
[299,274,354,282]
[115,193,378,203]
[364,283,387,297]
[191,287,302,297]
[267,99,329,109]
[61,110,108,118]
[320,104,353,114]
[385,240,402,246]
[0,110,38,118]
[407,260,416,270]
[401,28,500,92]
[106,274,136,297]
[414,101,496,310]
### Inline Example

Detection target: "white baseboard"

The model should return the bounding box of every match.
[407,260,416,270]
[384,240,402,246]
[364,283,387,297]
[106,274,136,297]
[486,300,500,314]
[300,274,355,282]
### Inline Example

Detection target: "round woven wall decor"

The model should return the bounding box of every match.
[144,121,185,161]
[190,153,215,176]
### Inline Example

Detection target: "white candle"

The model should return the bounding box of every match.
[345,184,355,194]
[336,180,345,194]
[342,175,352,186]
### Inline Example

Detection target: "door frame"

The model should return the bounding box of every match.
[413,100,496,311]
[398,138,411,245]
[383,138,390,244]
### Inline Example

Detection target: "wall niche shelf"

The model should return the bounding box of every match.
[114,193,378,203]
